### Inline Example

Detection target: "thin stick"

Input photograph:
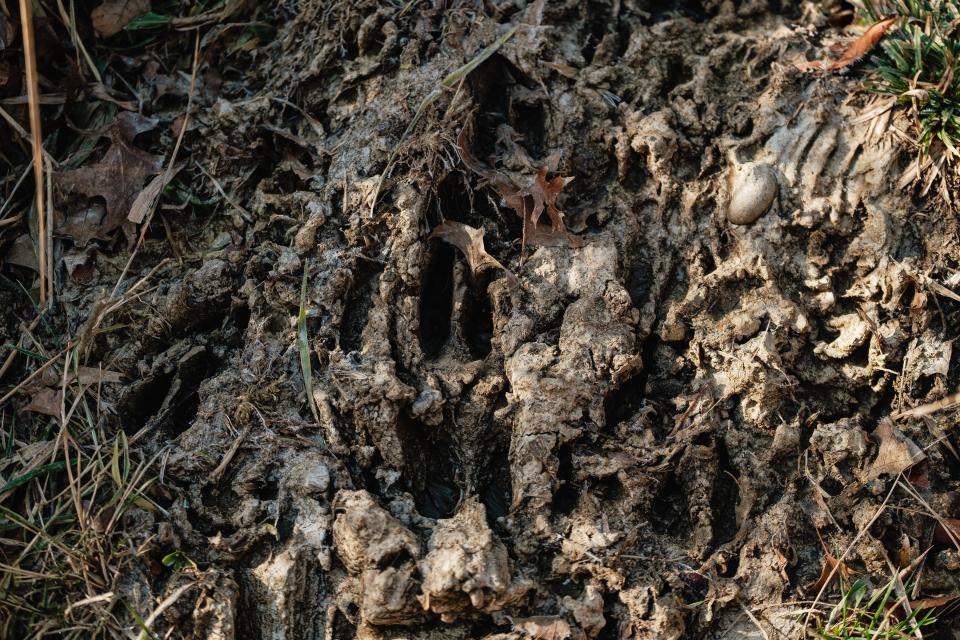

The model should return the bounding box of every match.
[892,390,960,419]
[18,0,48,305]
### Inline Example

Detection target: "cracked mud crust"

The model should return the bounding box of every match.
[10,1,960,639]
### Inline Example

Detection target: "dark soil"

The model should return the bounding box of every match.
[2,1,960,639]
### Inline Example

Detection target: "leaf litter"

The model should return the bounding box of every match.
[91,0,151,38]
[796,16,899,73]
[456,126,584,252]
[54,112,171,243]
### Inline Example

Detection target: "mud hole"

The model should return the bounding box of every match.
[4,1,960,639]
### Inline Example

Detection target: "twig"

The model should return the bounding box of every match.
[197,162,252,221]
[892,390,960,420]
[740,602,771,640]
[18,0,48,305]
[136,581,196,640]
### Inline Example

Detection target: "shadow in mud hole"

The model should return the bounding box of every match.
[419,241,455,359]
[398,415,464,519]
[710,437,739,548]
[467,53,545,161]
[650,471,688,536]
[339,259,384,353]
[420,236,496,360]
[478,444,512,522]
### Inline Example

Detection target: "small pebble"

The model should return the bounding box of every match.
[300,464,331,494]
[726,162,778,225]
[210,231,233,250]
[276,247,302,275]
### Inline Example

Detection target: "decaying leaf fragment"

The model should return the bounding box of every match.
[514,615,572,640]
[933,518,960,546]
[863,418,925,481]
[428,221,518,289]
[54,112,166,242]
[796,16,898,73]
[91,0,151,38]
[22,387,62,417]
[456,127,584,250]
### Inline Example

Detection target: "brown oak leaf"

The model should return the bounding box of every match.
[91,0,150,38]
[428,221,518,289]
[54,112,164,242]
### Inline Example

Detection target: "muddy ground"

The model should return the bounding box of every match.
[3,0,960,638]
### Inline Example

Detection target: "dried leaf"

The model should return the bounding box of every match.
[57,202,106,247]
[22,388,62,417]
[514,616,572,640]
[3,234,38,271]
[909,593,960,610]
[91,0,151,38]
[127,161,185,224]
[54,112,164,242]
[933,518,960,547]
[803,552,849,595]
[864,418,925,481]
[457,127,584,250]
[796,16,898,73]
[62,247,97,283]
[428,221,518,289]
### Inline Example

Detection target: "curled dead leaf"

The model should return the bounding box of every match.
[933,518,960,547]
[91,0,151,38]
[428,221,518,289]
[4,234,39,271]
[796,16,899,73]
[803,552,849,596]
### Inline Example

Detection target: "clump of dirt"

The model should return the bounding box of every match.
[3,1,960,638]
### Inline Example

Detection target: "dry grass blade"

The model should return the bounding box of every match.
[18,0,48,306]
[298,267,320,424]
[893,390,960,419]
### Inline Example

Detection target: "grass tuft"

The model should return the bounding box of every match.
[812,574,937,639]
[855,1,960,199]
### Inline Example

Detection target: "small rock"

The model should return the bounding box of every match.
[210,231,233,250]
[276,247,301,275]
[727,162,778,225]
[301,464,330,494]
